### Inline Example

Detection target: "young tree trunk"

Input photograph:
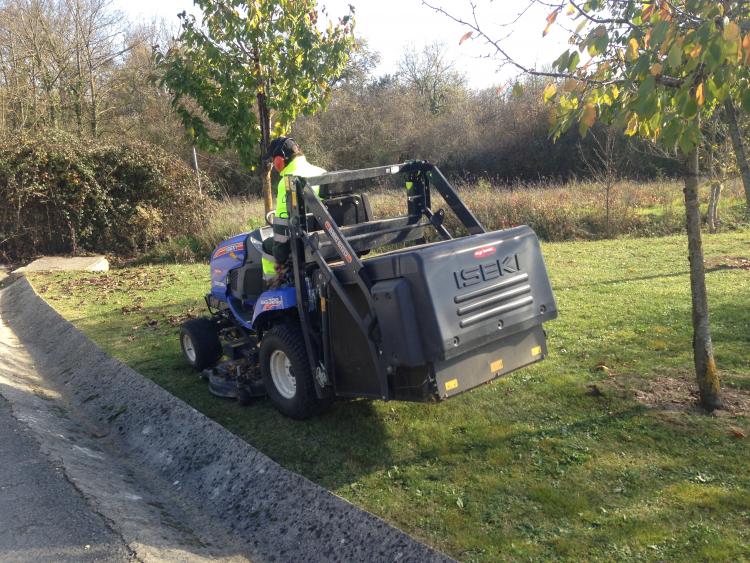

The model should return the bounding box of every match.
[724,98,750,210]
[605,183,611,237]
[255,89,273,210]
[683,147,722,411]
[254,47,274,213]
[262,164,273,214]
[707,181,722,234]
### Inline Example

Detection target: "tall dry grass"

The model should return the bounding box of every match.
[144,177,748,263]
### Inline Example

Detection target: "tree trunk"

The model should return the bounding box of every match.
[707,181,722,234]
[683,147,722,411]
[724,98,750,210]
[255,93,273,211]
[253,47,274,213]
[262,164,273,214]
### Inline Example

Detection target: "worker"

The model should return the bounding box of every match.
[262,137,326,285]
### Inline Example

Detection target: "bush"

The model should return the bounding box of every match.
[0,132,213,261]
[140,197,265,263]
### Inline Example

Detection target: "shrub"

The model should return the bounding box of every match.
[140,198,265,263]
[0,132,213,261]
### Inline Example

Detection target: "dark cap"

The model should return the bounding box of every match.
[266,137,299,160]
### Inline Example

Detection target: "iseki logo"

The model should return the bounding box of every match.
[454,253,521,289]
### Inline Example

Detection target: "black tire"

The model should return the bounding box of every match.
[259,322,330,419]
[180,318,222,371]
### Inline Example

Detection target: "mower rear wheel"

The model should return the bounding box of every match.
[260,322,330,419]
[180,318,222,371]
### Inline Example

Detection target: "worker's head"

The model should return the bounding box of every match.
[267,137,302,172]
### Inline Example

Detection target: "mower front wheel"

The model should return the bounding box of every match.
[260,322,330,419]
[180,318,222,371]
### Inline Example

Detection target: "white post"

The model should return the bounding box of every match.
[192,146,202,196]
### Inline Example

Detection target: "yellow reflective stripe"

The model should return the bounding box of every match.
[261,256,276,275]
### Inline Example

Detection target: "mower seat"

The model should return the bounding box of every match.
[228,227,274,302]
[306,193,373,232]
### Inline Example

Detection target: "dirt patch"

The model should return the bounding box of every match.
[705,255,750,271]
[608,369,750,418]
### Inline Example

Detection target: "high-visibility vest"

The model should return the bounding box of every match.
[274,155,326,219]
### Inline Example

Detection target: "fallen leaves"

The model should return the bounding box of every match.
[704,256,750,271]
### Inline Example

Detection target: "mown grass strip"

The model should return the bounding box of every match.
[31,230,750,561]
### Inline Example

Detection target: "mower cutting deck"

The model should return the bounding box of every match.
[180,161,558,418]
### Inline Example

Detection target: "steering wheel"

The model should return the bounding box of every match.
[265,210,275,226]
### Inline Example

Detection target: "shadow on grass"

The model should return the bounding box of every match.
[554,269,690,291]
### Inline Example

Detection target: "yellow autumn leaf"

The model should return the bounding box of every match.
[696,82,705,106]
[625,114,638,136]
[543,9,559,37]
[724,21,740,42]
[650,63,663,75]
[543,83,557,102]
[582,104,596,127]
[689,43,702,59]
[627,37,639,60]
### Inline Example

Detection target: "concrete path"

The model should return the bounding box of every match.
[0,395,133,562]
[0,276,450,563]
[13,255,109,273]
[0,288,249,562]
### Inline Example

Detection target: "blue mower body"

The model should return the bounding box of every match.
[208,228,297,329]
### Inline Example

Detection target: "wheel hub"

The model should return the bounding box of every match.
[269,350,296,399]
[182,333,196,363]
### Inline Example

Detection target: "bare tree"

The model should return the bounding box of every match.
[579,127,620,237]
[398,42,465,114]
[0,0,131,137]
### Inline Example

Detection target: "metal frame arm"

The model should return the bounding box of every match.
[424,164,486,235]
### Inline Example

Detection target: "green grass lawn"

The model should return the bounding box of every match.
[30,230,750,562]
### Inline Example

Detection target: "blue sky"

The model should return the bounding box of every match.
[113,0,570,89]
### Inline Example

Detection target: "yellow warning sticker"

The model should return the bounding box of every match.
[490,359,504,373]
[531,345,542,356]
[445,378,459,391]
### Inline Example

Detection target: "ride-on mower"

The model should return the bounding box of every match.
[180,161,558,419]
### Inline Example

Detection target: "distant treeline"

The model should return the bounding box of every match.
[0,0,680,199]
[294,67,682,184]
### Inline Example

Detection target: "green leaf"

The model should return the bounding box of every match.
[637,75,656,98]
[567,52,581,72]
[553,51,571,72]
[741,89,750,113]
[667,42,682,70]
[677,122,700,155]
[707,40,723,66]
[682,98,698,119]
[662,117,683,147]
[650,21,669,49]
